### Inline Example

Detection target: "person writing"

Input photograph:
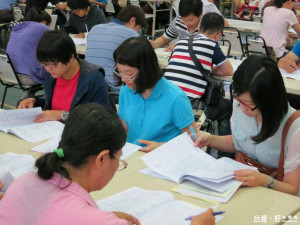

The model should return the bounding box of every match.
[18,31,112,122]
[0,103,215,225]
[114,37,195,152]
[194,55,300,195]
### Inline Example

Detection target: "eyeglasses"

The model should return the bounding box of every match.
[113,66,138,80]
[72,9,81,15]
[232,92,257,111]
[41,62,59,69]
[113,154,128,171]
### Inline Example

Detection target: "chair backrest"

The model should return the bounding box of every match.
[222,27,244,58]
[219,39,231,57]
[246,35,267,55]
[50,14,58,30]
[45,7,54,16]
[10,5,24,21]
[0,50,20,86]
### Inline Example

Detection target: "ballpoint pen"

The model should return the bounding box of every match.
[185,211,226,221]
[289,64,300,71]
[190,124,197,140]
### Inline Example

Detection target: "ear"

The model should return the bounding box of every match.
[95,150,111,169]
[214,32,222,41]
[129,17,136,26]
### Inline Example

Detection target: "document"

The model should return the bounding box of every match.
[0,108,64,142]
[141,133,257,192]
[31,135,61,153]
[121,142,141,160]
[280,68,300,80]
[97,187,223,225]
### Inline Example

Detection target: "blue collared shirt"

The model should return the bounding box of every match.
[0,0,21,11]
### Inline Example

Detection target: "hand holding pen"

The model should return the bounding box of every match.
[189,208,221,225]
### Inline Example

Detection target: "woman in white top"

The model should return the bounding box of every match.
[194,55,300,195]
[260,0,300,59]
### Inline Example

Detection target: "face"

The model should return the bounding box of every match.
[181,13,201,31]
[41,60,71,79]
[72,8,87,18]
[116,63,139,90]
[235,92,260,117]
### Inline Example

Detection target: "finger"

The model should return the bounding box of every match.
[137,139,150,145]
[139,147,151,153]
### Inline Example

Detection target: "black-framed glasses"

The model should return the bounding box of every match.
[232,92,257,111]
[113,66,138,80]
[114,154,128,171]
[41,62,59,69]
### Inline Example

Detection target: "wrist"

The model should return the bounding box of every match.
[267,176,275,189]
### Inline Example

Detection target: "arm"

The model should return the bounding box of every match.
[149,36,171,49]
[90,0,107,8]
[278,51,300,73]
[191,208,215,225]
[224,17,229,27]
[212,60,233,76]
[292,23,300,37]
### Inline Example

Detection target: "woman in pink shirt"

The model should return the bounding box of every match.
[261,0,300,59]
[0,103,215,225]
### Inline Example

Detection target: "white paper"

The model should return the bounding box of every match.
[31,135,61,153]
[121,142,141,160]
[1,172,15,192]
[280,68,300,80]
[72,37,86,46]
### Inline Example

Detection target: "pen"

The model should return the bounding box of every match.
[185,211,226,221]
[85,24,88,33]
[190,125,197,140]
[289,65,300,71]
[57,25,60,30]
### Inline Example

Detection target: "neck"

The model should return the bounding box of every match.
[85,6,91,17]
[256,114,262,126]
[142,88,153,99]
[62,58,80,80]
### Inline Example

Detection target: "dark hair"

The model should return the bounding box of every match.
[24,7,52,26]
[179,0,203,17]
[200,12,224,35]
[113,37,163,94]
[67,0,90,10]
[117,5,146,27]
[274,0,290,8]
[36,103,127,180]
[232,55,288,144]
[37,31,76,64]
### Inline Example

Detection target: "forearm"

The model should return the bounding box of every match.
[151,36,170,49]
[208,134,236,153]
[90,0,107,8]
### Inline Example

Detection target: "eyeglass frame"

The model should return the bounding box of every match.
[113,66,138,80]
[40,62,59,69]
[113,154,128,171]
[232,92,257,111]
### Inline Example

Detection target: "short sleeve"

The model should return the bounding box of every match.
[203,3,222,15]
[163,18,178,40]
[284,126,300,173]
[171,94,194,130]
[212,43,227,66]
[292,42,300,58]
[287,10,298,26]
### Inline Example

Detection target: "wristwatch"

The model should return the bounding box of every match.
[268,177,274,189]
[61,111,69,122]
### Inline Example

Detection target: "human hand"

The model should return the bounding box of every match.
[192,132,211,148]
[17,98,36,109]
[138,140,163,152]
[0,180,4,200]
[191,208,215,225]
[34,110,63,123]
[234,169,269,187]
[74,33,85,38]
[278,58,298,73]
[113,212,141,225]
[164,44,175,52]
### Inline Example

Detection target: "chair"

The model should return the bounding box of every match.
[222,27,244,59]
[218,39,231,57]
[0,49,43,108]
[49,14,58,30]
[10,4,24,21]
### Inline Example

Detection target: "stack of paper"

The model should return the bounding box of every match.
[140,133,257,202]
[97,187,223,225]
[0,108,64,142]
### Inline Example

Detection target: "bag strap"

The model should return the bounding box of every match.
[188,35,220,87]
[278,111,300,180]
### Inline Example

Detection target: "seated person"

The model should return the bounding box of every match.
[62,0,107,38]
[89,0,107,9]
[24,0,67,15]
[85,5,145,93]
[150,0,229,52]
[6,7,51,99]
[0,0,24,23]
[114,37,195,152]
[18,31,112,122]
[234,0,258,20]
[165,12,233,158]
[278,41,300,109]
[194,55,300,196]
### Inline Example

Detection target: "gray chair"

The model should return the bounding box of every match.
[222,27,244,59]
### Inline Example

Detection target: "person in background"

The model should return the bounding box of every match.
[18,31,112,122]
[89,0,107,9]
[6,7,51,99]
[165,12,234,159]
[85,5,145,93]
[0,0,25,23]
[24,0,67,15]
[114,37,195,152]
[62,0,106,38]
[278,41,300,109]
[194,55,300,196]
[260,0,300,59]
[150,0,229,52]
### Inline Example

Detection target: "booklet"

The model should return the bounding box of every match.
[0,108,64,142]
[141,133,257,192]
[97,187,223,225]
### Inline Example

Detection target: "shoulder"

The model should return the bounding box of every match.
[160,78,187,97]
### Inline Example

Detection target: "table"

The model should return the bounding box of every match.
[1,132,300,225]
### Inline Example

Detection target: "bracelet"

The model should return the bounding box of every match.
[268,176,274,189]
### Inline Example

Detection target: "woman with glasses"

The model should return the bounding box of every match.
[113,36,195,152]
[0,103,215,225]
[18,31,112,122]
[194,55,300,195]
[62,0,106,38]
